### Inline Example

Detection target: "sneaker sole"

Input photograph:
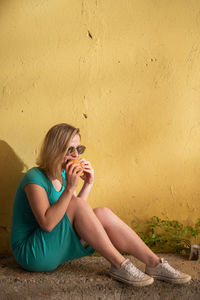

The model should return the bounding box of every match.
[146,274,191,284]
[110,272,154,287]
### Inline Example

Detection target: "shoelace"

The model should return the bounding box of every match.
[162,260,180,276]
[124,262,144,279]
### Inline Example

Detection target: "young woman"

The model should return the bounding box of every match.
[10,123,191,287]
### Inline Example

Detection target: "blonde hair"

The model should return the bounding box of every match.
[36,123,80,180]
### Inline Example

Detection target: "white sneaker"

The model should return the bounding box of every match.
[110,259,154,287]
[145,258,191,284]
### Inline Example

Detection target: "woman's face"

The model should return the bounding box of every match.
[64,134,81,162]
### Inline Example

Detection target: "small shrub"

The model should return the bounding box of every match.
[131,216,200,254]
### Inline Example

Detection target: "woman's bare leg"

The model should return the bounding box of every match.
[66,197,125,268]
[93,207,160,267]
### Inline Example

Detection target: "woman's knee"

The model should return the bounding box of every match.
[67,196,88,223]
[74,196,85,205]
[93,206,112,216]
[68,195,93,211]
[68,196,87,209]
[93,207,112,226]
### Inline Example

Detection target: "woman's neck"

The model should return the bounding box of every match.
[47,172,63,192]
[46,172,62,184]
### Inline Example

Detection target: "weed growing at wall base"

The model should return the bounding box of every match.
[131,216,200,255]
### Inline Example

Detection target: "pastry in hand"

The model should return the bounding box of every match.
[70,159,84,176]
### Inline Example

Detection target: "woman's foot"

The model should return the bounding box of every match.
[145,258,191,284]
[110,259,154,287]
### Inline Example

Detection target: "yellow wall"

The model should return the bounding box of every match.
[1,0,200,253]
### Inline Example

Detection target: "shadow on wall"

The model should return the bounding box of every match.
[0,140,27,254]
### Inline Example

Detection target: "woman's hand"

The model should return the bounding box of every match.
[79,159,94,185]
[64,161,83,193]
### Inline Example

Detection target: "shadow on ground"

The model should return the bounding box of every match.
[0,254,200,300]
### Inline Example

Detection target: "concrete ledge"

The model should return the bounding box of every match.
[0,254,200,299]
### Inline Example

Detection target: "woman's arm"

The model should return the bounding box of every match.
[25,162,83,232]
[77,182,93,201]
[25,184,74,232]
[77,159,94,201]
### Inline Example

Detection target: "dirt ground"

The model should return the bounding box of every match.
[0,253,200,300]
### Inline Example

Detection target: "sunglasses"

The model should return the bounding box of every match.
[66,145,86,155]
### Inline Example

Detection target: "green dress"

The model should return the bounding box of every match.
[10,167,94,272]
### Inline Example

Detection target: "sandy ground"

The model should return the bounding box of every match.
[0,253,200,300]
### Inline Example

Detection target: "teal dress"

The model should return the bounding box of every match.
[10,167,94,272]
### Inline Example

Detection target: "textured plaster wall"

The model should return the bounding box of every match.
[1,0,200,253]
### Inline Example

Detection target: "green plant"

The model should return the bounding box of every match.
[131,216,200,255]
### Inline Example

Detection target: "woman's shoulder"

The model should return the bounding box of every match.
[20,167,50,191]
[25,166,44,176]
[23,167,46,180]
